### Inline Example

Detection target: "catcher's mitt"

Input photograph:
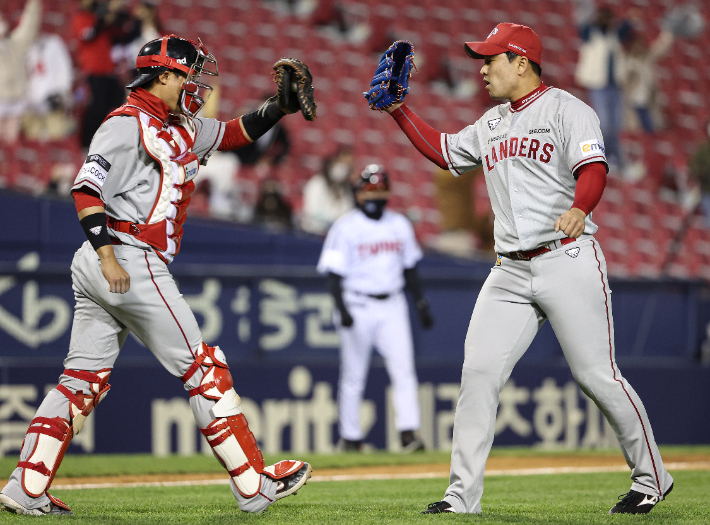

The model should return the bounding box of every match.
[363,40,415,111]
[273,58,317,121]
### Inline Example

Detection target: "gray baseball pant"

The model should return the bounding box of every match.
[442,237,673,513]
[1,242,275,510]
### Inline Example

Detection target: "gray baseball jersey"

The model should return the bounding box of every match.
[72,113,224,262]
[441,86,606,253]
[428,86,673,513]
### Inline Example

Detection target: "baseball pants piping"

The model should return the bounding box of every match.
[1,242,228,509]
[443,237,673,514]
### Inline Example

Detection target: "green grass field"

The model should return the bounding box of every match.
[0,447,708,524]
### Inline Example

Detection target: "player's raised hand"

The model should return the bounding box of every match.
[97,246,131,294]
[554,208,586,239]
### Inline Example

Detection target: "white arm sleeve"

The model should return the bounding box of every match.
[317,222,349,276]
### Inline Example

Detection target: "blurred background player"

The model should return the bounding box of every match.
[301,146,356,235]
[317,164,434,452]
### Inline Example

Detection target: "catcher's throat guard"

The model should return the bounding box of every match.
[179,39,218,118]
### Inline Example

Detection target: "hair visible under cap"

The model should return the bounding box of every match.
[505,51,542,77]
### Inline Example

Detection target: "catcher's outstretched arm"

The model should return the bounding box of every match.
[218,98,285,151]
[388,105,448,170]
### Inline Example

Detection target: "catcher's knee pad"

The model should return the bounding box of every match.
[56,368,112,435]
[17,368,112,498]
[182,343,265,498]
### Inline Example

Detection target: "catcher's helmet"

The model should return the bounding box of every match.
[127,34,218,118]
[354,164,390,192]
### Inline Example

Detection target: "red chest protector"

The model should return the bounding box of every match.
[104,103,199,263]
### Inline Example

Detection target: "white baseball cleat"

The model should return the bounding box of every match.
[0,492,73,516]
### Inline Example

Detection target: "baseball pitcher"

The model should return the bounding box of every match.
[364,25,673,515]
[0,35,316,515]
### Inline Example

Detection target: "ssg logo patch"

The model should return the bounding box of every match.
[565,247,580,258]
[488,118,502,131]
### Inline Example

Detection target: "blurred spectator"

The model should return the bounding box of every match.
[689,120,710,227]
[622,28,673,134]
[575,5,632,170]
[23,32,75,141]
[254,179,294,231]
[300,146,355,234]
[45,163,79,198]
[430,167,494,257]
[0,0,41,144]
[71,0,131,149]
[197,150,255,223]
[113,1,163,82]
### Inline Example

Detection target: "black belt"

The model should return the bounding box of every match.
[499,237,576,261]
[355,292,390,300]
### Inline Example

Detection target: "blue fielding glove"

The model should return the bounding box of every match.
[364,40,415,111]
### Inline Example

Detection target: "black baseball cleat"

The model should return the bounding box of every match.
[342,439,364,452]
[273,462,312,501]
[422,501,455,514]
[0,493,73,516]
[401,430,426,453]
[608,483,673,514]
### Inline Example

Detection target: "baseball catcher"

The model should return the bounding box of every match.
[0,35,315,516]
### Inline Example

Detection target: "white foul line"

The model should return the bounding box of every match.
[49,461,710,491]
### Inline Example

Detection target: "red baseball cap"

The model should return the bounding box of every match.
[465,23,543,66]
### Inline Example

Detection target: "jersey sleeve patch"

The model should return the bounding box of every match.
[578,139,605,158]
[78,154,111,187]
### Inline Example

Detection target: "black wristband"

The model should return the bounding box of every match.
[80,212,112,251]
[241,96,285,142]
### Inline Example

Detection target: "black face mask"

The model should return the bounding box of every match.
[360,199,388,220]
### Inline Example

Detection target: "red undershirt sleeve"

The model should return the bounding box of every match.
[72,188,104,213]
[390,104,448,170]
[217,118,252,151]
[572,162,607,215]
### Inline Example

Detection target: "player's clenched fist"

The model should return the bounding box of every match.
[97,248,131,294]
[554,208,586,239]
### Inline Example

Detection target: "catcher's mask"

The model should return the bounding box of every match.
[354,164,390,193]
[127,34,218,118]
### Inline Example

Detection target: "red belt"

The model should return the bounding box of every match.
[501,237,576,261]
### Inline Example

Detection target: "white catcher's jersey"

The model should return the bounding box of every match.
[442,86,608,253]
[317,209,422,295]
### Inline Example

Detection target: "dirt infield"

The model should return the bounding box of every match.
[18,451,709,489]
